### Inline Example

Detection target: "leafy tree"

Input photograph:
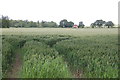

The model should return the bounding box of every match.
[91,20,105,28]
[37,20,41,27]
[2,15,10,28]
[14,20,20,28]
[90,23,96,28]
[8,19,39,28]
[27,21,37,27]
[41,21,46,27]
[48,21,58,28]
[65,21,74,28]
[95,20,105,28]
[59,19,74,28]
[78,21,85,28]
[23,20,30,28]
[9,19,14,27]
[59,19,68,27]
[105,21,114,28]
[41,21,57,28]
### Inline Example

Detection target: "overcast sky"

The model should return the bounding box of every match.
[0,0,119,26]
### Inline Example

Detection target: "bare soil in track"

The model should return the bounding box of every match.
[7,50,22,78]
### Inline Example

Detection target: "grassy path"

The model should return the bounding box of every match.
[7,49,22,78]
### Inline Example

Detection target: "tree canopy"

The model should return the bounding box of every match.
[78,21,85,28]
[91,20,115,28]
[105,21,114,28]
[0,15,115,28]
[2,16,10,28]
[59,19,74,28]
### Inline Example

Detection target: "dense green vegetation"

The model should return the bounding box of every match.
[54,35,118,78]
[2,33,118,78]
[20,41,71,78]
[2,36,25,77]
[0,15,116,28]
[2,40,14,77]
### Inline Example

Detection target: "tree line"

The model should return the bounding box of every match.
[0,15,115,28]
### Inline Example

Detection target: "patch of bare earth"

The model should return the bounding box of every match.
[73,69,84,78]
[7,52,22,78]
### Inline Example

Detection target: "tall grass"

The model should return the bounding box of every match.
[54,35,118,78]
[2,28,118,78]
[20,41,72,78]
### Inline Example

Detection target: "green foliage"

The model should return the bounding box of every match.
[9,20,38,28]
[3,36,26,48]
[29,21,37,27]
[20,41,71,78]
[2,36,26,77]
[2,16,10,28]
[59,19,68,27]
[65,21,74,28]
[59,19,74,28]
[78,21,85,28]
[54,35,118,78]
[41,21,58,28]
[105,21,114,28]
[6,19,58,28]
[91,20,115,28]
[2,40,14,77]
[93,19,106,28]
[2,34,118,78]
[1,15,116,28]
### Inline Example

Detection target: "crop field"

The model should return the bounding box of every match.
[1,28,119,78]
[2,28,118,36]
